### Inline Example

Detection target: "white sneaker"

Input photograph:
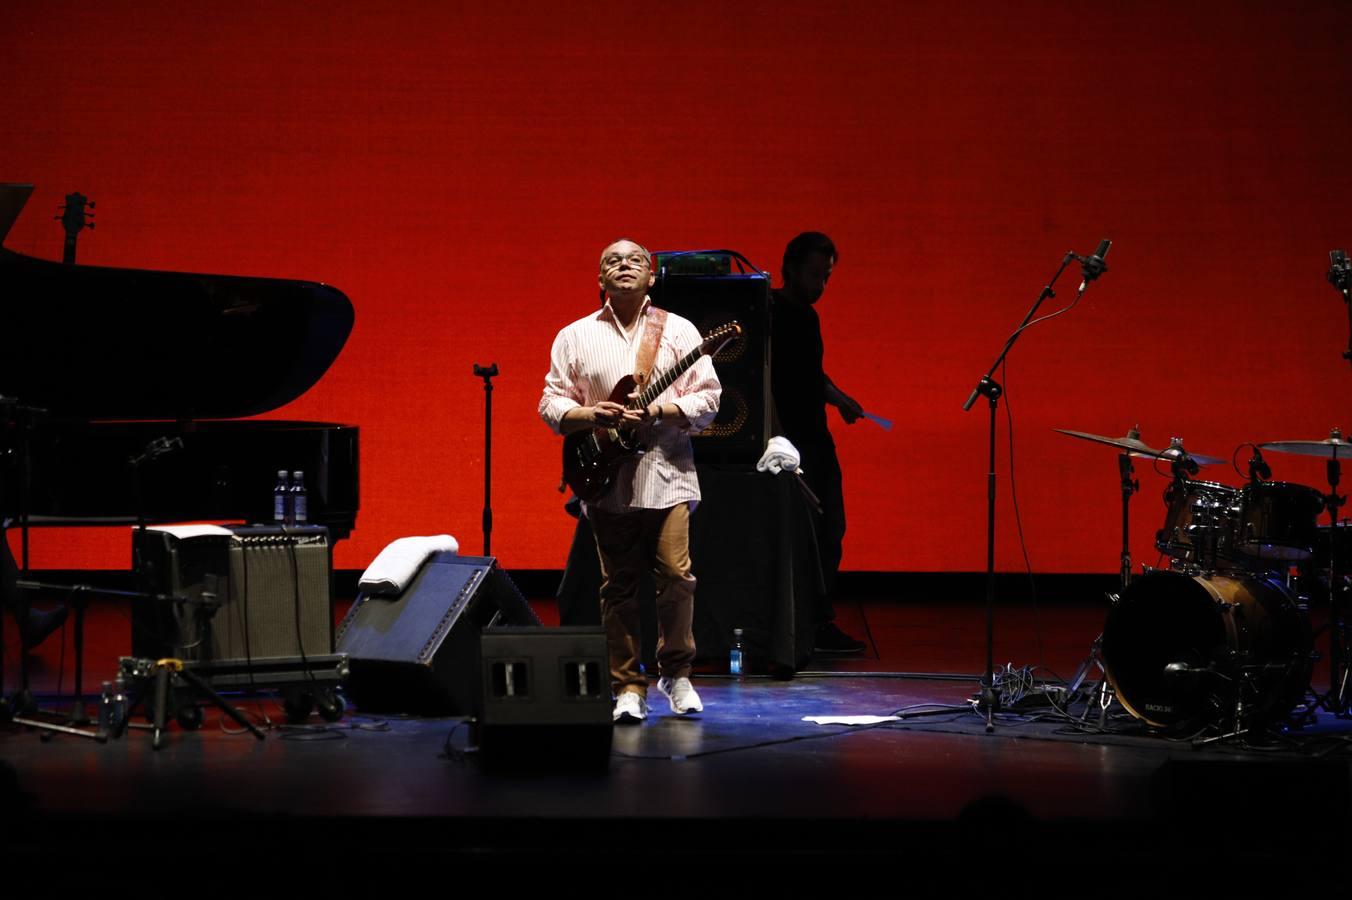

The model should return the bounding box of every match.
[657,676,703,715]
[613,691,648,723]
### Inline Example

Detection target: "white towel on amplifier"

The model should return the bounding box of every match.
[756,435,801,475]
[358,534,459,596]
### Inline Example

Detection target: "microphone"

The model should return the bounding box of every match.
[1329,249,1351,300]
[1078,238,1112,292]
[1248,447,1271,484]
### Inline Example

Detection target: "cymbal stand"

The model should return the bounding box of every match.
[1118,449,1139,588]
[1318,451,1348,715]
[1065,443,1140,719]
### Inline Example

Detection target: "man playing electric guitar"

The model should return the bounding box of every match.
[539,239,721,723]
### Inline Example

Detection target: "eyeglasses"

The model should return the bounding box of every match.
[602,252,650,270]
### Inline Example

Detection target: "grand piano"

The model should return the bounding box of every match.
[0,184,359,544]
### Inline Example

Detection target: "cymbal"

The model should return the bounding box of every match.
[1054,428,1158,454]
[1054,428,1223,465]
[1261,429,1352,459]
[1154,445,1225,467]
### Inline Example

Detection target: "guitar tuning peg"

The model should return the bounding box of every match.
[87,201,96,209]
[86,222,95,229]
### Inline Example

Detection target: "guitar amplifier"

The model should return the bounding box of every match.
[651,255,771,465]
[132,524,334,664]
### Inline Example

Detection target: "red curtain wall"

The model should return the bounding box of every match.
[3,1,1350,573]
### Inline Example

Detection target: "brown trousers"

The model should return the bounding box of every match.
[588,504,696,696]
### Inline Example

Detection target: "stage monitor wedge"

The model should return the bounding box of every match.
[336,553,540,714]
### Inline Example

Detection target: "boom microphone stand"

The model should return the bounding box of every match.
[961,240,1112,732]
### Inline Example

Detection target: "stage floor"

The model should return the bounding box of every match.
[3,592,1351,885]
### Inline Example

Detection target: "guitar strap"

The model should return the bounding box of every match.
[633,305,668,393]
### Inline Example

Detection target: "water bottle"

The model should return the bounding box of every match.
[112,672,128,727]
[98,681,115,732]
[273,469,291,523]
[730,627,745,680]
[290,470,308,524]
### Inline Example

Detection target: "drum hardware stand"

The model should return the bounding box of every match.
[1119,445,1140,587]
[1064,444,1139,725]
[1190,659,1296,747]
[962,240,1110,733]
[1065,627,1117,727]
[111,656,265,750]
[1317,440,1348,715]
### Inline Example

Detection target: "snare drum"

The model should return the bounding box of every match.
[1156,480,1241,568]
[1236,481,1324,561]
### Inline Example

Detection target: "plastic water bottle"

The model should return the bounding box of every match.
[98,681,115,732]
[290,470,308,524]
[730,627,745,680]
[273,469,290,523]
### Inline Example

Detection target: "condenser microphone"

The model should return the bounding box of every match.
[1078,239,1112,292]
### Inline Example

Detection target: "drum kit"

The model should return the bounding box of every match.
[1060,425,1352,738]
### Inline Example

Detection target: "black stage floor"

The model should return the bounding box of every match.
[3,592,1351,887]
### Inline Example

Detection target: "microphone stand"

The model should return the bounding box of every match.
[962,250,1087,733]
[474,363,499,557]
[1328,250,1351,369]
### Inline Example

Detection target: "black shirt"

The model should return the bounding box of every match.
[770,288,833,451]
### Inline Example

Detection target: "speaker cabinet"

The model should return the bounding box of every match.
[650,264,770,465]
[133,524,334,663]
[476,626,611,770]
[336,553,540,714]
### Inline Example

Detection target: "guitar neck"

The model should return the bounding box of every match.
[635,346,703,408]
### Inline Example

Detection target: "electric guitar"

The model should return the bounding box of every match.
[562,321,741,503]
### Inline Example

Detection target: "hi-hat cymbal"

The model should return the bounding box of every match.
[1054,428,1224,466]
[1261,429,1352,459]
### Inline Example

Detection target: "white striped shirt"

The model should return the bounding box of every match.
[539,298,721,512]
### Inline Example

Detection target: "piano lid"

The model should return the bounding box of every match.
[0,184,354,420]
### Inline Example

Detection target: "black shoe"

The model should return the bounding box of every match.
[20,605,68,650]
[813,622,866,655]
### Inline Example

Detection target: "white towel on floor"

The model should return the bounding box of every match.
[358,534,459,596]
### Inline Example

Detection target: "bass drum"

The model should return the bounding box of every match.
[1101,572,1311,732]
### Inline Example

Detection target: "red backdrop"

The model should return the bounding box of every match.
[4,1,1350,574]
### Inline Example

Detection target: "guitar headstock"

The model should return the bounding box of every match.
[700,320,742,357]
[57,192,95,238]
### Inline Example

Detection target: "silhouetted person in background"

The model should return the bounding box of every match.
[771,232,866,654]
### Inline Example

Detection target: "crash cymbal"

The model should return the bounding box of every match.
[1261,428,1352,459]
[1054,427,1160,456]
[1055,427,1223,466]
